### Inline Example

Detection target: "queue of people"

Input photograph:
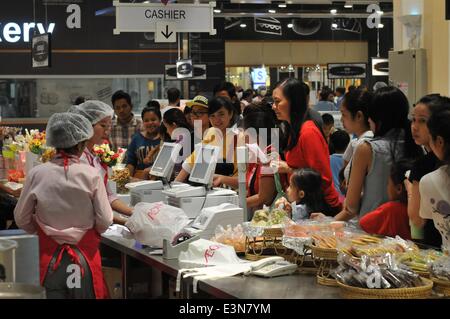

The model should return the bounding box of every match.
[7,79,450,298]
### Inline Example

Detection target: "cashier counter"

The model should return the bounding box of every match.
[114,143,244,239]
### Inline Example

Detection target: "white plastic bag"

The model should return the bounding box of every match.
[125,202,190,248]
[178,238,246,268]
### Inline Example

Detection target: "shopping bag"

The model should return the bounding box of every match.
[125,202,190,248]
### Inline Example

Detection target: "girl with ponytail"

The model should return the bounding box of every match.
[314,86,422,222]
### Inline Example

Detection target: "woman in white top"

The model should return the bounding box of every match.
[420,106,450,253]
[69,101,133,220]
[14,112,113,298]
[340,89,374,185]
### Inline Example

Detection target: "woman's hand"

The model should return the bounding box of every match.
[143,145,160,165]
[213,175,225,188]
[271,160,293,174]
[274,197,292,215]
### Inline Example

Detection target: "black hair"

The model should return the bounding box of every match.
[167,87,181,105]
[416,94,450,115]
[242,89,254,101]
[330,130,350,153]
[275,78,324,151]
[336,87,346,96]
[342,88,373,128]
[348,85,357,93]
[291,168,334,216]
[213,81,241,117]
[369,86,422,160]
[213,82,237,99]
[390,160,413,204]
[320,87,333,101]
[146,100,161,110]
[163,108,191,131]
[74,96,85,105]
[56,141,87,156]
[428,107,450,172]
[141,106,161,121]
[322,113,334,126]
[208,96,235,117]
[243,103,277,147]
[112,90,132,107]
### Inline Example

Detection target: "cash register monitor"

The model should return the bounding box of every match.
[150,142,182,179]
[188,144,220,185]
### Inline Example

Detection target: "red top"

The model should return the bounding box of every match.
[359,201,411,240]
[285,120,341,210]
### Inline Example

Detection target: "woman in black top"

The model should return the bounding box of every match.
[407,94,450,247]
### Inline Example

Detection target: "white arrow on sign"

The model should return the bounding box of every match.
[155,22,176,43]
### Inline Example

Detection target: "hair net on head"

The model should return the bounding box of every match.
[68,100,114,125]
[46,112,94,149]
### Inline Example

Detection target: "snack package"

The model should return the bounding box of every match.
[211,224,246,253]
[397,250,442,274]
[430,256,450,281]
[334,252,423,289]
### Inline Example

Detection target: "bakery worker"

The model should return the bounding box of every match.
[69,101,133,221]
[14,112,113,298]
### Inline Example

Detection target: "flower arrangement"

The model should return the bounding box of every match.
[93,144,125,168]
[25,129,47,155]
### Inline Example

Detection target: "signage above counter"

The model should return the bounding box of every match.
[113,1,216,43]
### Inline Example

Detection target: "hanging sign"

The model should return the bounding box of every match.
[372,58,389,76]
[328,63,366,79]
[165,64,207,80]
[113,1,216,35]
[31,33,51,68]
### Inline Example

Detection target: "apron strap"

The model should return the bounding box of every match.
[52,244,86,278]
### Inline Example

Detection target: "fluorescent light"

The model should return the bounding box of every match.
[240,23,247,28]
[377,23,384,28]
[268,9,276,14]
[344,4,353,9]
[330,9,337,15]
[213,9,221,13]
[278,4,287,8]
[287,23,293,28]
[332,23,338,29]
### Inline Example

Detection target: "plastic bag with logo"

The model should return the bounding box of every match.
[125,201,190,248]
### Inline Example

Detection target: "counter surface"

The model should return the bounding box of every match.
[101,234,341,299]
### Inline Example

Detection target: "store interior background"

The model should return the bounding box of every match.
[0,0,449,125]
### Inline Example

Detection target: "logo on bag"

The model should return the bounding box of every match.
[204,245,221,264]
[147,202,164,220]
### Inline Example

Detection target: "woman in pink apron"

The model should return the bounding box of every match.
[14,112,113,298]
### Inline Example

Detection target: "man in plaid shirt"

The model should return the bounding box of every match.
[110,90,143,151]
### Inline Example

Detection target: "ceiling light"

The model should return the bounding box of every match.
[278,3,287,8]
[344,4,353,9]
[268,9,276,14]
[240,23,247,28]
[332,23,338,29]
[377,23,384,28]
[287,23,293,28]
[214,9,221,13]
[330,9,337,15]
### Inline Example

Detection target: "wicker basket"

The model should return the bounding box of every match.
[245,227,292,261]
[317,275,338,287]
[337,278,433,299]
[431,277,450,296]
[310,244,338,261]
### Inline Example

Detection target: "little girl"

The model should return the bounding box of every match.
[126,106,162,179]
[278,168,334,222]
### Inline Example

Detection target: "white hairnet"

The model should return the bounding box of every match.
[68,100,114,125]
[46,112,94,149]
